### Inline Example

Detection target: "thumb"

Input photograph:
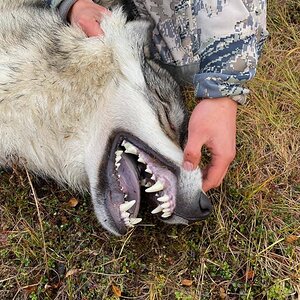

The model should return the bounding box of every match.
[83,20,104,37]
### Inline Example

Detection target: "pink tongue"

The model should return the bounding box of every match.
[118,153,141,216]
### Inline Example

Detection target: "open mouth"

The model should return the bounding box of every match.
[104,132,179,234]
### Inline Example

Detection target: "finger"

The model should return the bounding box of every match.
[83,20,104,37]
[183,131,206,168]
[96,6,112,16]
[202,156,230,192]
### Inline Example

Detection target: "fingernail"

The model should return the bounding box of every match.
[183,161,194,171]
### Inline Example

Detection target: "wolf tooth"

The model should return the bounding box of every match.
[0,0,212,236]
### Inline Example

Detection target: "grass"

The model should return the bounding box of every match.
[1,0,299,299]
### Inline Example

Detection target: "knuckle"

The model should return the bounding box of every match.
[223,149,236,162]
[184,148,200,162]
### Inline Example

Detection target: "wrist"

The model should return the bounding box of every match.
[200,97,238,111]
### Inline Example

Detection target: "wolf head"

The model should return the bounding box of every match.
[0,6,211,236]
[78,10,212,235]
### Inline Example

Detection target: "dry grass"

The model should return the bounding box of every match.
[1,0,299,299]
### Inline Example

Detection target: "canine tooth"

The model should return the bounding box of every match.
[161,202,170,209]
[161,212,171,218]
[120,200,136,212]
[157,195,169,202]
[121,211,130,219]
[138,156,145,163]
[145,181,164,193]
[129,218,142,225]
[151,205,163,214]
[145,167,152,174]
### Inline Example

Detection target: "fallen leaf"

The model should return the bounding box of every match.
[181,279,193,287]
[65,268,81,278]
[68,197,79,208]
[244,269,255,281]
[219,287,227,299]
[112,284,122,297]
[285,235,299,244]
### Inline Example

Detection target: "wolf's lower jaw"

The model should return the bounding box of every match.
[111,138,177,230]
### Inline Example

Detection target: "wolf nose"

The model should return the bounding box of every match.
[171,190,212,223]
[199,191,212,217]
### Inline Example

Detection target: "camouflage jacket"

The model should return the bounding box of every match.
[46,0,268,104]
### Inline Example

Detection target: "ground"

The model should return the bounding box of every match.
[0,0,299,299]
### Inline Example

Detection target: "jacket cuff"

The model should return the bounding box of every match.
[193,72,253,105]
[57,0,78,22]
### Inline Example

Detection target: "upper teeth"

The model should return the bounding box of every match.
[145,167,152,174]
[138,155,145,164]
[115,156,122,163]
[122,141,138,155]
[120,200,136,212]
[115,150,123,170]
[145,180,164,193]
[117,139,174,225]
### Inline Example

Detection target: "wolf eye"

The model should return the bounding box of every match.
[165,112,176,133]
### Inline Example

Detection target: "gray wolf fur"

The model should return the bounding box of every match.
[0,0,211,235]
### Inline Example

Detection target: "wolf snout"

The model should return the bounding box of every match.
[199,191,212,217]
[171,190,212,224]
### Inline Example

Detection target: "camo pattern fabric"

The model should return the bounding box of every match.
[46,0,63,7]
[46,0,268,103]
[133,0,268,103]
[46,0,77,20]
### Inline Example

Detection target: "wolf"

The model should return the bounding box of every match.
[0,0,212,236]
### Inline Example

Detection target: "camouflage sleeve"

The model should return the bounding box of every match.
[45,0,77,21]
[133,0,268,104]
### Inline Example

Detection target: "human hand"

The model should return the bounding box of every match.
[68,0,111,37]
[183,97,237,192]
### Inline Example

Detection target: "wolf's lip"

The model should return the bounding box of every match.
[105,132,180,234]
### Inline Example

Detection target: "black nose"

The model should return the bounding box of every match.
[172,191,212,222]
[199,191,212,217]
